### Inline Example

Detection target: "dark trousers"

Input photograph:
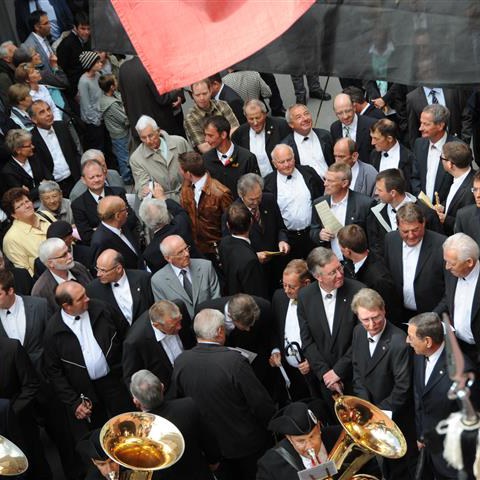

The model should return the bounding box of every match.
[84,123,105,151]
[217,447,268,480]
[58,175,76,197]
[286,227,314,260]
[291,74,321,98]
[259,72,285,115]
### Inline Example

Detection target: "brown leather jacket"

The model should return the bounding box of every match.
[180,173,233,254]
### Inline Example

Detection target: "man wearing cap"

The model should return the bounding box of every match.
[257,402,339,480]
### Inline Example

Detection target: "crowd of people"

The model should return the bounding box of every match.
[0,3,480,480]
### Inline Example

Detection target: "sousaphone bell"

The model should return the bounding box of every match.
[0,435,28,476]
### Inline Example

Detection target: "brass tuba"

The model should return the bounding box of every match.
[0,435,28,476]
[327,395,407,480]
[100,412,185,480]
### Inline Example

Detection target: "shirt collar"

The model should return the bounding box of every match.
[170,264,191,277]
[426,342,445,364]
[402,239,423,251]
[0,294,18,316]
[89,189,105,202]
[430,131,448,150]
[386,140,400,156]
[231,234,251,244]
[193,173,208,192]
[331,191,349,207]
[101,222,121,235]
[452,167,471,184]
[368,321,386,343]
[293,130,313,143]
[343,114,358,131]
[278,168,298,183]
[319,284,337,299]
[113,271,128,288]
[463,261,480,282]
[216,142,235,161]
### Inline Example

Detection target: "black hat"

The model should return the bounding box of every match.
[47,220,73,239]
[268,402,318,435]
[76,429,108,461]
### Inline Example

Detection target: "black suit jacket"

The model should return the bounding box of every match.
[122,308,196,390]
[330,115,377,163]
[31,123,81,181]
[219,84,246,124]
[362,103,386,120]
[71,185,137,244]
[264,165,324,201]
[172,343,276,459]
[282,128,334,169]
[89,223,143,270]
[384,229,447,313]
[370,144,415,192]
[411,134,461,202]
[310,190,376,246]
[232,116,292,161]
[298,278,365,383]
[203,144,260,198]
[219,235,269,299]
[455,204,480,246]
[86,269,153,326]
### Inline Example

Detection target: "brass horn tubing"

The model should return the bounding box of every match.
[327,430,356,471]
[120,471,153,480]
[337,452,374,480]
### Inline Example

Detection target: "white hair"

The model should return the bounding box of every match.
[38,238,67,264]
[443,233,480,262]
[138,198,170,230]
[194,309,225,340]
[135,115,159,135]
[81,149,105,165]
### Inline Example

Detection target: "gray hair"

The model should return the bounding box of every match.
[159,234,183,257]
[227,294,260,329]
[237,173,264,197]
[408,312,444,345]
[194,308,225,340]
[149,300,180,325]
[306,247,337,277]
[271,143,294,163]
[243,98,267,115]
[5,129,31,153]
[0,41,15,59]
[423,104,450,127]
[38,180,61,196]
[351,288,385,314]
[135,115,159,135]
[285,103,307,124]
[130,370,164,410]
[81,149,105,165]
[38,237,67,264]
[443,233,480,262]
[138,198,169,230]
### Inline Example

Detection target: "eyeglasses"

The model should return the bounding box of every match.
[319,264,344,278]
[94,264,119,274]
[13,200,32,211]
[335,108,354,117]
[19,144,34,149]
[170,245,191,257]
[440,155,448,162]
[471,187,480,193]
[49,248,72,260]
[358,314,384,324]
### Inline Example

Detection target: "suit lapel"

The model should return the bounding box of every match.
[446,172,473,215]
[190,261,203,304]
[365,329,390,375]
[127,273,141,319]
[265,118,276,149]
[331,290,349,343]
[23,299,35,348]
[423,350,448,395]
[166,265,191,305]
[345,193,356,225]
[414,234,432,281]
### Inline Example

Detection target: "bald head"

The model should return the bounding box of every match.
[334,138,358,167]
[95,249,124,283]
[160,235,190,269]
[97,196,127,226]
[334,93,355,126]
[55,281,89,316]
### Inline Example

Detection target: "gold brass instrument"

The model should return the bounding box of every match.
[327,395,407,480]
[0,435,28,476]
[100,412,185,480]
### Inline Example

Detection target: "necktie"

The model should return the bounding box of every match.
[383,152,389,158]
[251,207,262,229]
[98,195,103,202]
[430,90,439,104]
[180,269,193,301]
[343,126,350,138]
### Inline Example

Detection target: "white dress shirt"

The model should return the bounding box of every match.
[402,240,423,310]
[61,310,110,380]
[425,342,445,385]
[445,168,471,213]
[293,130,328,178]
[284,299,302,367]
[423,87,446,107]
[276,169,311,230]
[38,127,71,180]
[379,141,401,172]
[329,192,349,259]
[367,322,386,357]
[152,323,184,365]
[354,256,367,274]
[90,190,106,203]
[217,143,235,165]
[300,442,329,469]
[249,128,272,177]
[101,222,137,253]
[342,114,358,141]
[454,261,480,345]
[0,295,26,345]
[193,174,207,206]
[387,195,413,230]
[13,158,33,178]
[112,272,133,325]
[319,285,336,334]
[171,264,193,287]
[426,132,447,201]
[51,270,77,285]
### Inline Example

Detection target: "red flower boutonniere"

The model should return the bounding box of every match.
[224,157,239,168]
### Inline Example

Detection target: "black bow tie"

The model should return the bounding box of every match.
[368,337,375,343]
[113,283,120,287]
[383,152,389,157]
[74,315,81,320]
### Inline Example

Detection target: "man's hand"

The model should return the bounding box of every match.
[172,96,182,109]
[328,381,343,394]
[323,369,340,388]
[319,228,335,242]
[436,211,446,224]
[372,98,386,109]
[298,359,310,375]
[278,241,290,255]
[269,352,282,367]
[75,402,92,420]
[257,251,271,264]
[417,441,425,450]
[151,182,166,200]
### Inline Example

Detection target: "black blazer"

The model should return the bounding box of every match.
[71,185,137,244]
[330,115,377,164]
[362,103,386,120]
[264,164,324,201]
[122,307,196,390]
[410,134,461,202]
[298,278,365,383]
[86,269,154,326]
[219,84,246,124]
[31,122,81,182]
[232,116,292,161]
[455,204,480,246]
[203,144,260,198]
[282,127,334,168]
[310,190,376,246]
[370,143,415,192]
[218,235,269,299]
[384,229,447,313]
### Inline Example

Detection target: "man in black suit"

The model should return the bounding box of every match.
[367,168,442,258]
[86,249,153,326]
[384,203,446,319]
[30,100,81,196]
[172,308,276,480]
[337,224,402,326]
[202,115,259,196]
[298,247,364,418]
[330,93,376,164]
[89,196,143,270]
[122,299,196,391]
[71,159,136,244]
[43,281,133,441]
[407,312,462,480]
[351,288,416,479]
[139,195,199,273]
[411,104,461,204]
[435,141,475,236]
[310,163,375,260]
[369,118,414,191]
[219,202,269,299]
[130,369,220,480]
[264,144,323,259]
[455,171,480,246]
[406,86,468,150]
[231,99,291,177]
[343,85,386,120]
[209,73,246,124]
[282,103,334,177]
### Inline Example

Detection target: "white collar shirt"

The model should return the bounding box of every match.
[61,310,110,380]
[171,264,193,286]
[367,322,386,357]
[38,127,71,181]
[379,141,401,172]
[446,168,471,213]
[13,157,33,178]
[101,222,137,254]
[214,83,225,101]
[293,130,328,178]
[50,269,76,285]
[387,195,412,230]
[423,87,446,107]
[426,132,447,201]
[249,128,272,177]
[217,143,235,165]
[151,323,184,365]
[425,342,445,385]
[329,192,349,260]
[342,114,358,141]
[90,189,106,203]
[350,161,360,191]
[284,299,302,367]
[231,234,251,244]
[402,239,423,311]
[454,261,480,345]
[111,272,133,325]
[193,173,207,206]
[319,284,337,334]
[0,295,26,345]
[276,169,311,230]
[300,442,329,469]
[354,256,367,274]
